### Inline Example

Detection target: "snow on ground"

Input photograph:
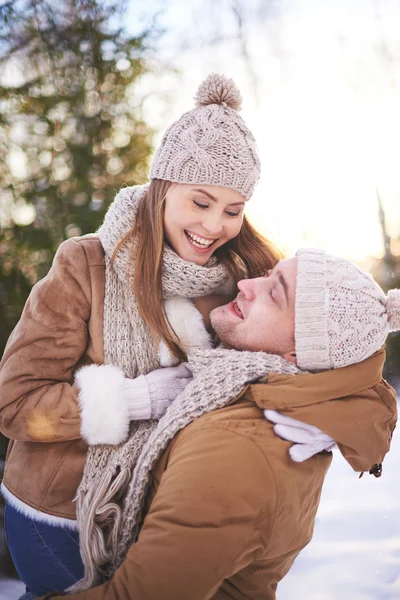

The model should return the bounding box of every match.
[0,580,24,600]
[1,401,399,600]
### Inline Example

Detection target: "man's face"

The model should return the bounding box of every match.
[210,257,297,360]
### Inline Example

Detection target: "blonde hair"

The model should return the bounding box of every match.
[113,179,283,361]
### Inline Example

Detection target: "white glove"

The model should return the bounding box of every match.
[264,409,336,462]
[121,364,192,421]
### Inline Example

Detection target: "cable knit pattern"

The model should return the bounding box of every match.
[70,349,300,591]
[149,73,260,201]
[70,184,234,592]
[295,248,396,370]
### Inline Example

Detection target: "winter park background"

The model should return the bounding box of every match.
[1,0,400,598]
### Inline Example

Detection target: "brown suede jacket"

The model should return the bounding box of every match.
[0,236,105,519]
[0,236,397,600]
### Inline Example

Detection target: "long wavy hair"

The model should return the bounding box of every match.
[113,179,283,362]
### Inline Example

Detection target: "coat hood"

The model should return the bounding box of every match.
[248,349,397,474]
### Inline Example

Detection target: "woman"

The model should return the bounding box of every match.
[0,73,281,597]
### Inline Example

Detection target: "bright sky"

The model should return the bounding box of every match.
[129,0,400,262]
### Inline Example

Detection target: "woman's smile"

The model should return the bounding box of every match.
[184,229,219,253]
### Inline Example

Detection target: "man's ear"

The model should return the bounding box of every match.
[282,350,297,364]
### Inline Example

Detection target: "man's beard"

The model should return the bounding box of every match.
[210,306,241,350]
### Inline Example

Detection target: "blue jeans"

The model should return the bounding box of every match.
[4,502,84,598]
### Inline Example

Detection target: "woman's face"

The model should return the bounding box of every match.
[163,183,246,265]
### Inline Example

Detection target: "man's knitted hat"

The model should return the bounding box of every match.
[295,248,400,371]
[149,73,260,201]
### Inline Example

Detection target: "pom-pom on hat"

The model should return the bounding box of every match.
[149,73,260,201]
[194,73,243,110]
[295,248,400,371]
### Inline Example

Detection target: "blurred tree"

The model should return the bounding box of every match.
[0,0,160,475]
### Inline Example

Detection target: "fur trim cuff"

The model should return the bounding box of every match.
[159,296,212,366]
[1,483,78,530]
[75,364,130,445]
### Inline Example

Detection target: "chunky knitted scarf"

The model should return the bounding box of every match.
[69,184,235,591]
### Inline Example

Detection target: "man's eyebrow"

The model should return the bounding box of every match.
[191,188,245,207]
[277,270,289,304]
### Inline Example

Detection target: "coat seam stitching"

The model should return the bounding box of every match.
[40,440,78,508]
[372,383,397,444]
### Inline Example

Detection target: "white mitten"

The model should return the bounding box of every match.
[159,296,213,366]
[264,409,336,462]
[121,364,193,420]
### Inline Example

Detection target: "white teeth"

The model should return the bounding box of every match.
[186,231,215,248]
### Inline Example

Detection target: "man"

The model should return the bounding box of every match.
[41,249,398,600]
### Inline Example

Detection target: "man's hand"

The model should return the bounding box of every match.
[264,409,336,461]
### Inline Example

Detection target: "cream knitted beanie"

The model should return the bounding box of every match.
[149,73,260,200]
[295,248,400,370]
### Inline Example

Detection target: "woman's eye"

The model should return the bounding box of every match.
[193,200,208,209]
[226,210,241,217]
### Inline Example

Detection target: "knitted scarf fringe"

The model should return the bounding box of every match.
[72,465,131,589]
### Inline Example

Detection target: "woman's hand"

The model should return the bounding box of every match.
[264,409,336,462]
[121,364,193,421]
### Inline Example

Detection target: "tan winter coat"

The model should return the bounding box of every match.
[40,353,397,600]
[0,236,105,520]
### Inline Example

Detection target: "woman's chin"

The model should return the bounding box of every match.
[177,245,215,265]
[187,253,211,266]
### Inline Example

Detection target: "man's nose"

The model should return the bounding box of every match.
[237,278,256,301]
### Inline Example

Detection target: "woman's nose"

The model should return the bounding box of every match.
[201,212,224,235]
